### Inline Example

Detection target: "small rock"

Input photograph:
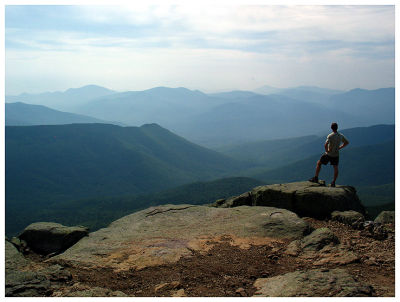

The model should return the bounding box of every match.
[213,199,226,207]
[154,281,181,293]
[236,287,246,296]
[301,228,339,252]
[331,210,365,226]
[172,289,186,297]
[10,237,21,249]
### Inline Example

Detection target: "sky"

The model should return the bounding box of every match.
[5,4,395,94]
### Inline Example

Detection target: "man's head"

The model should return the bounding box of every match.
[331,122,338,132]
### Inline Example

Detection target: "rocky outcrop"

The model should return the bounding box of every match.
[374,211,395,224]
[50,204,311,271]
[18,222,89,255]
[253,268,374,297]
[213,181,365,219]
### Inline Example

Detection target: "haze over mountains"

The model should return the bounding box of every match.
[5,84,395,236]
[6,85,115,112]
[6,85,394,147]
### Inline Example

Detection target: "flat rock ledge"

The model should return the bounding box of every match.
[49,205,311,271]
[253,268,374,297]
[213,181,365,219]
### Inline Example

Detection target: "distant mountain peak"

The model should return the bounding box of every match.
[64,85,115,94]
[143,86,206,96]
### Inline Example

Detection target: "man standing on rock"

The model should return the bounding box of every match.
[309,122,349,187]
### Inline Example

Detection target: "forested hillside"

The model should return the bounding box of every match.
[6,123,245,235]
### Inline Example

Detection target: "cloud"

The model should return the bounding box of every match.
[6,5,394,53]
[5,5,395,94]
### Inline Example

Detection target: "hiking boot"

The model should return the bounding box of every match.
[330,181,336,187]
[309,176,318,183]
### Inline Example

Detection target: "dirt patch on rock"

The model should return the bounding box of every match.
[66,238,302,297]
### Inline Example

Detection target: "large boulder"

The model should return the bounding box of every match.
[253,268,374,297]
[374,211,395,224]
[50,204,311,271]
[18,222,89,255]
[213,181,365,219]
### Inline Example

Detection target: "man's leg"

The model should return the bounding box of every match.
[332,165,338,185]
[310,155,327,182]
[310,158,324,182]
[315,160,322,178]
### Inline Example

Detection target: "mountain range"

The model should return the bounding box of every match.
[6,85,394,147]
[6,85,115,112]
[5,122,394,236]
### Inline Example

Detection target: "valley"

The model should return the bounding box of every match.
[5,84,395,248]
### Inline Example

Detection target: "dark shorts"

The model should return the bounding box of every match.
[319,154,339,166]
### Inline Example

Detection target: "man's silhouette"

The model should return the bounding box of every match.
[309,122,349,187]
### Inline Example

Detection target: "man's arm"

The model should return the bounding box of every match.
[324,140,329,153]
[339,136,349,150]
[339,141,349,150]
